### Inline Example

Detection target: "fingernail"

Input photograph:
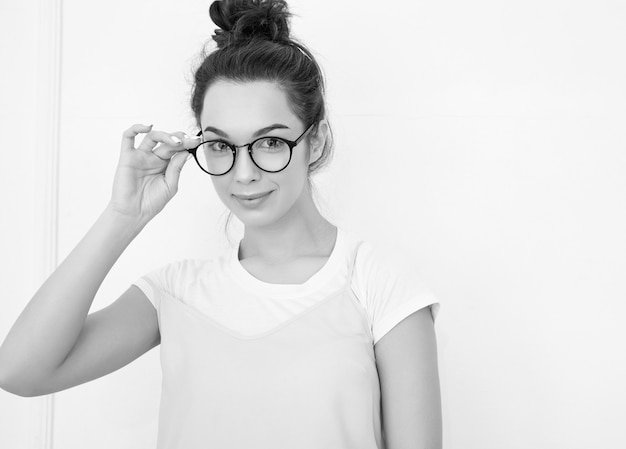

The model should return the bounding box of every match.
[171,136,182,144]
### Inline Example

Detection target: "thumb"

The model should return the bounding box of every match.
[164,152,191,192]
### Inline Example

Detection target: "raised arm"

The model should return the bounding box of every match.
[0,124,197,396]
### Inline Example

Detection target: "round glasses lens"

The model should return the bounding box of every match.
[195,141,234,175]
[251,137,291,172]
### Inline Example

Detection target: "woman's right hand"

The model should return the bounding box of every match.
[0,123,199,397]
[107,124,200,222]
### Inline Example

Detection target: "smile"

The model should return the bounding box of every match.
[232,191,274,207]
[233,191,273,200]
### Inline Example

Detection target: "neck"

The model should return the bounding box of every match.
[238,185,337,262]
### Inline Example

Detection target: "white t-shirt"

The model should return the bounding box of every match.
[134,227,439,345]
[133,227,440,448]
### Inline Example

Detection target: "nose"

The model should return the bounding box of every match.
[232,145,260,184]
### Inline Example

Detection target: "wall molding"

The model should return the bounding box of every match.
[32,0,63,448]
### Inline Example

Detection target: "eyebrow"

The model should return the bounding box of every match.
[203,123,291,139]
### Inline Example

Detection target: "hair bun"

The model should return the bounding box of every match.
[210,0,291,48]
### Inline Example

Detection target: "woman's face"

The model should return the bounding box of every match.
[200,80,319,229]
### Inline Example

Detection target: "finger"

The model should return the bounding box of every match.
[136,130,184,153]
[151,134,192,161]
[181,132,203,150]
[150,147,172,161]
[152,145,191,162]
[121,124,153,151]
[172,132,202,147]
[164,151,192,193]
[151,131,202,160]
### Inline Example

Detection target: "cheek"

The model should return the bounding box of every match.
[282,151,310,189]
[300,144,312,165]
[211,177,231,200]
[291,144,312,173]
[279,172,305,195]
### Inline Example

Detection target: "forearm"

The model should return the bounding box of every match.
[0,206,147,388]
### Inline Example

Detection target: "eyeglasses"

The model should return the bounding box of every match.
[187,123,315,176]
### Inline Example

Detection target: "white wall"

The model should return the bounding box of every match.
[1,0,625,448]
[0,0,58,447]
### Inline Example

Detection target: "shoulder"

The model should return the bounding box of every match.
[341,229,440,345]
[133,257,222,298]
[344,230,427,294]
[131,244,235,310]
[146,258,216,281]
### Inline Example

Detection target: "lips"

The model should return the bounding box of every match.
[232,191,273,200]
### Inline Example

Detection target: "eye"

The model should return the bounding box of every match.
[207,141,231,152]
[256,138,287,151]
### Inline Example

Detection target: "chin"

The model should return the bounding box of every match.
[231,210,276,228]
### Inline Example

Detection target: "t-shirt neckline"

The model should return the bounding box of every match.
[228,227,346,298]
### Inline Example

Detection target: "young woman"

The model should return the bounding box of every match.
[0,0,442,447]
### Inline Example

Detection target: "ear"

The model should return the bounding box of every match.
[308,119,329,166]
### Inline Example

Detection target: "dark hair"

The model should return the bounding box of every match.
[191,0,333,176]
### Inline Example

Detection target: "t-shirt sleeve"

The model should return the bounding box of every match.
[132,260,187,312]
[352,241,440,345]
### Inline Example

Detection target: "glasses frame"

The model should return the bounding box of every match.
[187,123,315,176]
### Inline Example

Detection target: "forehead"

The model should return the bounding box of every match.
[200,80,298,132]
